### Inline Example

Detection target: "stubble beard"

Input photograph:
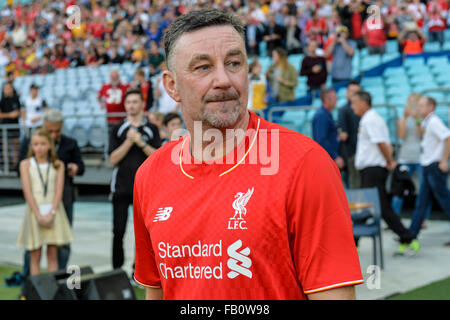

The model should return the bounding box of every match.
[200,100,243,129]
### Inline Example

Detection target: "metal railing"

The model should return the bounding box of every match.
[0,112,128,177]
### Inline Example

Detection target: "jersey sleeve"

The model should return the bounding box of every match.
[286,146,363,295]
[133,167,162,288]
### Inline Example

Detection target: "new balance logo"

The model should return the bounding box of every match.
[153,207,173,222]
[227,240,252,279]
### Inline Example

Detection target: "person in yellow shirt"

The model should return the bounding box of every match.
[247,59,267,111]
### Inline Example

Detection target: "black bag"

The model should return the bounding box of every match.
[390,164,416,197]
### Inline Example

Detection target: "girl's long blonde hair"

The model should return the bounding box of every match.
[27,128,60,169]
[405,93,421,112]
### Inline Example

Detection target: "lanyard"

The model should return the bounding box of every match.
[35,159,51,197]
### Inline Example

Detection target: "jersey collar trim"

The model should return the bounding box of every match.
[178,116,261,180]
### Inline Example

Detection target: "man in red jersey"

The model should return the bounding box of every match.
[98,69,130,133]
[133,9,363,300]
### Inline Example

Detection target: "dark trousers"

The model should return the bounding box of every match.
[360,166,415,244]
[410,162,450,237]
[112,193,134,269]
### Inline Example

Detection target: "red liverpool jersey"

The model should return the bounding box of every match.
[98,83,130,124]
[133,111,363,299]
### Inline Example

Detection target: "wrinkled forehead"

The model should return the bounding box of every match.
[169,25,246,69]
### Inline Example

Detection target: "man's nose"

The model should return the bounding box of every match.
[212,64,232,89]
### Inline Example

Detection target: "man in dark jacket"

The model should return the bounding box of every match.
[17,109,85,278]
[337,80,361,189]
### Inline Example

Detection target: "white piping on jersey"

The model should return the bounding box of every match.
[110,167,118,193]
[117,120,131,137]
[142,126,154,140]
[178,118,261,179]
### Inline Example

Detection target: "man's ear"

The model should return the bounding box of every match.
[162,70,181,103]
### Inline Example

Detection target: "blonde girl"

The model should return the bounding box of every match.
[16,128,73,275]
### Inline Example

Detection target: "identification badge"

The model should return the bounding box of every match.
[39,203,52,216]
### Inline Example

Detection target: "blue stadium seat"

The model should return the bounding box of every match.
[423,42,442,52]
[412,81,438,93]
[410,74,434,85]
[383,67,406,78]
[384,75,408,87]
[89,118,108,148]
[386,40,399,53]
[426,91,446,103]
[406,65,430,76]
[427,56,449,67]
[403,56,426,69]
[361,76,384,87]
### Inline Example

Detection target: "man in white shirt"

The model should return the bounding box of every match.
[351,90,419,255]
[409,96,450,245]
[22,84,49,134]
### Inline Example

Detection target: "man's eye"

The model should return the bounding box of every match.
[196,65,209,71]
[229,61,241,67]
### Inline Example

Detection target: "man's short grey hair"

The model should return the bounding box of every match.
[320,88,336,102]
[43,109,64,124]
[163,9,246,71]
[354,90,372,107]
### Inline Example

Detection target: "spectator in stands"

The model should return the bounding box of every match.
[148,111,166,142]
[395,4,417,33]
[244,15,265,57]
[312,88,344,170]
[108,89,161,274]
[409,96,450,245]
[426,4,446,48]
[22,84,49,136]
[17,109,85,286]
[51,43,70,69]
[0,81,21,165]
[247,59,267,111]
[351,90,420,255]
[265,47,298,104]
[130,68,154,112]
[398,27,426,55]
[300,39,328,104]
[335,0,369,50]
[305,10,328,47]
[325,25,356,86]
[337,80,361,189]
[285,15,302,55]
[98,69,130,134]
[362,13,387,55]
[155,62,179,114]
[161,112,184,145]
[262,12,286,57]
[68,50,85,68]
[391,93,426,215]
[148,40,165,77]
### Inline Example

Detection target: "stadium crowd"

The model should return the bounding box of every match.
[0,0,449,295]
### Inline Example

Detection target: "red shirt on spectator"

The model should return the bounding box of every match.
[403,39,424,55]
[51,57,70,69]
[306,17,327,46]
[98,83,131,124]
[89,22,106,39]
[351,12,363,39]
[362,19,386,47]
[427,0,448,14]
[427,13,446,32]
